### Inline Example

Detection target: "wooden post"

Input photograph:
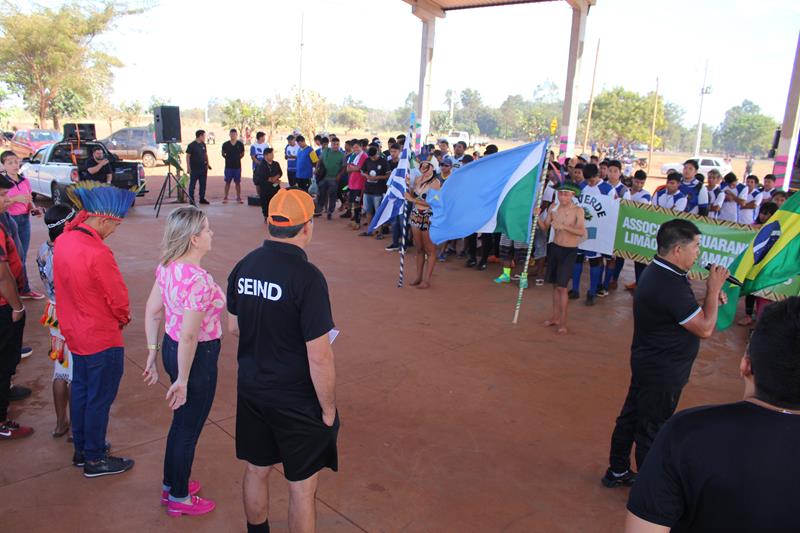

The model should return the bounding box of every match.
[648,78,659,175]
[581,39,600,155]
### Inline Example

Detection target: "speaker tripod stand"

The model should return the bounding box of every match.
[154,144,194,218]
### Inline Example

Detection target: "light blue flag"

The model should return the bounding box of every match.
[428,141,546,245]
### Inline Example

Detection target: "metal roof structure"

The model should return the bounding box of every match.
[403,0,597,157]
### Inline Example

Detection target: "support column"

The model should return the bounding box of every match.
[560,2,588,161]
[773,32,800,190]
[417,16,436,147]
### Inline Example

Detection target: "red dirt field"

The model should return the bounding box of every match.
[0,176,750,532]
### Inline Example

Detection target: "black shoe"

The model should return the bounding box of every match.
[376,233,384,240]
[20,346,32,359]
[83,455,134,478]
[601,468,637,488]
[568,290,579,300]
[73,442,112,467]
[585,294,596,306]
[385,244,400,252]
[327,213,332,221]
[199,199,210,205]
[8,385,31,402]
[339,211,351,219]
[477,261,487,271]
[465,259,477,268]
[597,288,609,298]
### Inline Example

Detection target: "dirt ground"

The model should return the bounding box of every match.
[0,175,750,532]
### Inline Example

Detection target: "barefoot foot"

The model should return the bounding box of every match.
[543,320,560,327]
[416,282,430,289]
[556,326,568,335]
[409,278,422,287]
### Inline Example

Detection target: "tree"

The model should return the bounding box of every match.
[48,88,87,130]
[119,101,143,127]
[498,94,528,138]
[714,100,778,156]
[260,96,290,144]
[0,2,142,128]
[657,102,687,151]
[430,110,450,134]
[220,99,260,135]
[289,90,329,139]
[333,106,367,133]
[588,87,664,145]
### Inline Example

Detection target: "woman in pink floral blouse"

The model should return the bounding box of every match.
[143,206,225,517]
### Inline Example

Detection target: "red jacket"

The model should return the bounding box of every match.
[53,223,130,355]
[0,219,24,307]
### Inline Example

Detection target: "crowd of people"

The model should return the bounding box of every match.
[1,126,798,532]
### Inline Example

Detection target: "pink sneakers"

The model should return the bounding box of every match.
[167,495,216,517]
[161,480,202,505]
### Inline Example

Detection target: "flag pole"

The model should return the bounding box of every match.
[398,118,415,287]
[512,145,553,324]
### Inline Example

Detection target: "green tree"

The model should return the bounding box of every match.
[48,88,87,130]
[260,96,290,144]
[334,106,367,133]
[0,2,142,128]
[589,87,664,145]
[430,110,450,134]
[119,100,143,127]
[221,98,260,135]
[657,102,687,151]
[714,100,778,156]
[497,94,527,138]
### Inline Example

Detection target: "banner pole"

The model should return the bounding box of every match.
[399,118,415,287]
[512,145,552,324]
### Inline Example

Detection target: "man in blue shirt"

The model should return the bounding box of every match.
[294,135,314,193]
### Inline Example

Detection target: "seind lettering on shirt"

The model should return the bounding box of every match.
[237,277,283,301]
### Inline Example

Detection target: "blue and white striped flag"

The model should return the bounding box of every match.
[367,136,411,234]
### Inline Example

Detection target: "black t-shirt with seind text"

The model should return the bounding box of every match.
[227,240,334,407]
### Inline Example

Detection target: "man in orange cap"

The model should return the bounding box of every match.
[227,188,338,533]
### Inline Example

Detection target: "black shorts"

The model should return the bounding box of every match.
[545,243,578,287]
[236,395,339,482]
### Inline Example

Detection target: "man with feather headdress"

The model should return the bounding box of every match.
[53,182,136,478]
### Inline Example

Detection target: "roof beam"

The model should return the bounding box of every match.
[404,0,446,20]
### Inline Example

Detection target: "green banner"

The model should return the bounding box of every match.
[614,200,757,279]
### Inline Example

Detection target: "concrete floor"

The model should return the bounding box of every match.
[0,177,750,532]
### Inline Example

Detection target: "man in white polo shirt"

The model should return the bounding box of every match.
[737,175,763,224]
[653,174,687,212]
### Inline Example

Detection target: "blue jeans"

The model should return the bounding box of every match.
[188,172,207,201]
[10,214,30,267]
[162,335,219,499]
[363,193,383,217]
[71,348,125,461]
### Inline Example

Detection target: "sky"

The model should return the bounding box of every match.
[21,0,800,127]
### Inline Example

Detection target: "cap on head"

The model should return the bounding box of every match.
[267,188,314,228]
[558,181,581,195]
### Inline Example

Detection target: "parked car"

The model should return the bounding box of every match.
[21,140,145,206]
[661,156,732,177]
[10,129,62,159]
[101,127,168,167]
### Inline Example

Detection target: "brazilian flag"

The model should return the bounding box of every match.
[718,192,800,329]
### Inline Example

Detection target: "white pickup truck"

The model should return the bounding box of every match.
[21,141,145,205]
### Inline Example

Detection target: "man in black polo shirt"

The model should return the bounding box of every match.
[221,128,245,204]
[601,219,728,488]
[79,147,112,183]
[252,148,282,221]
[185,129,210,205]
[227,188,338,533]
[625,297,800,533]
